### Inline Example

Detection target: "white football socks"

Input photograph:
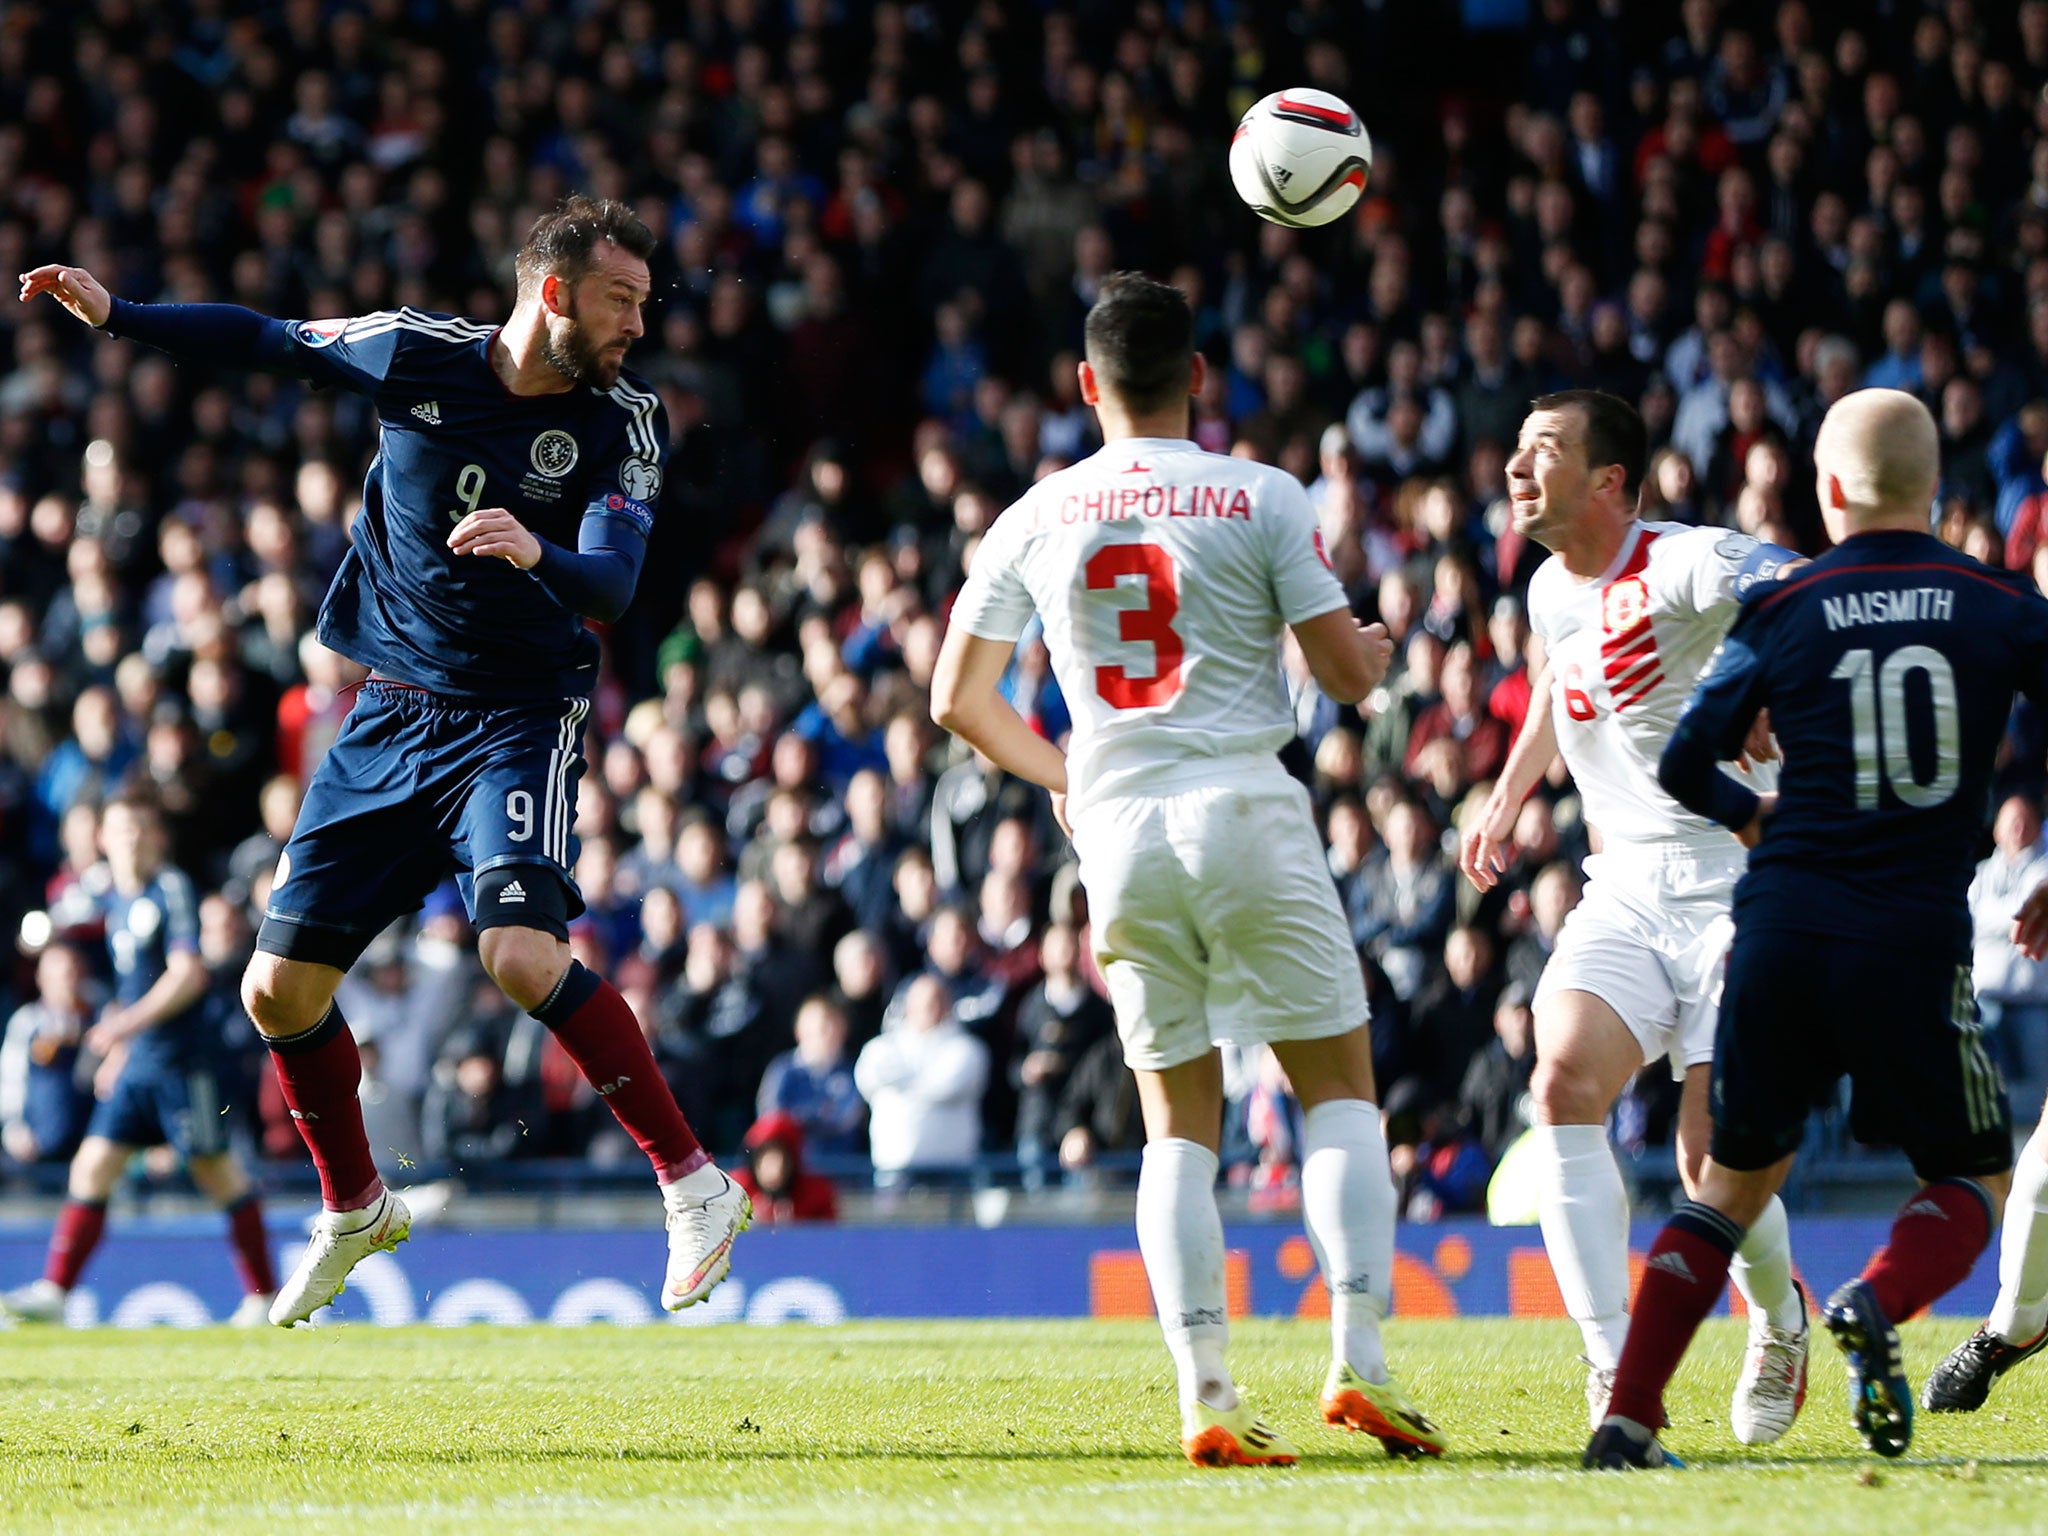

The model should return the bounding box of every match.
[1535,1122,1632,1370]
[1300,1097,1395,1384]
[1137,1138,1237,1417]
[1989,1131,2048,1344]
[1729,1195,1804,1334]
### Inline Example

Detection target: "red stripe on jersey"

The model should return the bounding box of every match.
[1601,623,1655,662]
[1607,652,1660,694]
[1614,525,1661,581]
[1612,671,1665,711]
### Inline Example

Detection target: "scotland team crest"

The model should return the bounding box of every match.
[530,430,579,477]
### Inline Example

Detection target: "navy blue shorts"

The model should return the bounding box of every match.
[88,1057,231,1159]
[258,682,589,970]
[1712,926,2014,1180]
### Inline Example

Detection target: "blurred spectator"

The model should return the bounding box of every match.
[854,974,989,1182]
[1406,925,1503,1116]
[1457,982,1538,1164]
[420,995,550,1166]
[1054,1029,1145,1177]
[1970,794,2048,1097]
[1352,799,1456,1000]
[1405,641,1509,784]
[1012,921,1113,1180]
[1507,861,1585,995]
[755,995,867,1157]
[734,1109,840,1224]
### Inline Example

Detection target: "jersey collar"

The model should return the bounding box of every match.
[1570,520,1648,588]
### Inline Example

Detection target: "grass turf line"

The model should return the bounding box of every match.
[3,1319,2048,1534]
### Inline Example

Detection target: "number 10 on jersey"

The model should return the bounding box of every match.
[1830,644,1960,809]
[1088,542,1185,709]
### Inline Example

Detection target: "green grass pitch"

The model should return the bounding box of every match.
[4,1318,2048,1533]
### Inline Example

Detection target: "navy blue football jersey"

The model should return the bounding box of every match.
[1662,530,2048,955]
[95,865,204,1064]
[280,310,668,698]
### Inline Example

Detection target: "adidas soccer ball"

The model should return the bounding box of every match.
[1228,89,1373,229]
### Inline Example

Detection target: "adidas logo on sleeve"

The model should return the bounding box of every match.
[497,880,526,904]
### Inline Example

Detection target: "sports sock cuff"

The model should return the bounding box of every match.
[1537,1122,1610,1155]
[531,959,602,1027]
[1930,1176,1996,1229]
[1668,1200,1745,1258]
[1142,1137,1220,1181]
[67,1198,109,1213]
[264,1004,347,1055]
[1303,1097,1380,1140]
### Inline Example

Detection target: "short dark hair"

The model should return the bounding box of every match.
[1083,272,1195,414]
[515,195,656,298]
[1531,388,1648,505]
[101,784,162,822]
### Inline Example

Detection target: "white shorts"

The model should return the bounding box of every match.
[1532,845,1742,1079]
[1072,761,1367,1072]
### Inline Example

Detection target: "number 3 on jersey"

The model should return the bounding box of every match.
[1087,542,1185,709]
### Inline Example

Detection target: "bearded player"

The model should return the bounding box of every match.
[934,273,1441,1466]
[1459,390,1808,1441]
[18,196,748,1327]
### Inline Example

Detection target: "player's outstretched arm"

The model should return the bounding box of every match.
[18,265,110,327]
[930,628,1069,796]
[21,263,308,375]
[1460,662,1557,892]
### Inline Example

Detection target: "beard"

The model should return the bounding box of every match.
[542,295,627,389]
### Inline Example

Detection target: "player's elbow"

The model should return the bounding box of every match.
[930,686,972,738]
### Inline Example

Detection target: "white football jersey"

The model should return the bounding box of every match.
[1526,521,1778,851]
[951,436,1347,808]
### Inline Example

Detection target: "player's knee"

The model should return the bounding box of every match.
[188,1153,246,1205]
[1530,1057,1605,1125]
[68,1138,124,1200]
[1676,1141,1710,1195]
[478,926,569,1012]
[239,954,323,1038]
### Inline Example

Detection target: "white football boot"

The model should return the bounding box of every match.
[1583,1357,1618,1431]
[661,1170,752,1310]
[0,1278,68,1323]
[269,1189,411,1327]
[1731,1283,1810,1446]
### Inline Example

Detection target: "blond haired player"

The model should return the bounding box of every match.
[1460,390,1809,1442]
[932,273,1442,1467]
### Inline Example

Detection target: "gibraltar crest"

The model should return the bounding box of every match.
[1602,575,1648,635]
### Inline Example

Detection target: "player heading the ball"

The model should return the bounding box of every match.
[18,196,750,1328]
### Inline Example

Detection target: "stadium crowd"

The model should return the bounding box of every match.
[5,0,2048,1216]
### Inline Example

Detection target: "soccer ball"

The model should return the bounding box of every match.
[1228,89,1373,229]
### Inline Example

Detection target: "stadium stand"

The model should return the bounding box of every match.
[3,0,2047,1216]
